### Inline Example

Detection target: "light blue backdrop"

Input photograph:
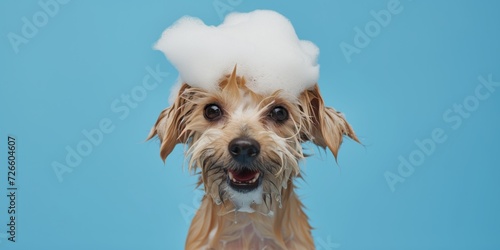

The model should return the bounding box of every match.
[1,0,499,249]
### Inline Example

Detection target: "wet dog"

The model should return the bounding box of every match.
[148,66,357,249]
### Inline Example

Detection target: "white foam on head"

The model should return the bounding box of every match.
[155,10,319,97]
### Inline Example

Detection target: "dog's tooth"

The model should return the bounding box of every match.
[228,171,238,183]
[250,173,260,182]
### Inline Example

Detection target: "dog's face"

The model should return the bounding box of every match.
[148,68,358,213]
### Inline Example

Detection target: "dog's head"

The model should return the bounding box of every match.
[148,67,358,213]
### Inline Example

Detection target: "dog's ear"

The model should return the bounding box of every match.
[147,83,191,161]
[299,84,359,159]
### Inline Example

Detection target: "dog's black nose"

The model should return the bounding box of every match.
[228,137,260,164]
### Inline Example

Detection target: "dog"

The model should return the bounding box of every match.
[148,66,358,249]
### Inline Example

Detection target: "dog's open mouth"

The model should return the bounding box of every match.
[227,168,261,192]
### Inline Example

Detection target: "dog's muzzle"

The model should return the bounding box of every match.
[227,137,262,193]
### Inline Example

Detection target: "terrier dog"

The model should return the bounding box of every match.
[148,67,358,249]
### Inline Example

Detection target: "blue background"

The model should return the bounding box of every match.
[1,0,499,249]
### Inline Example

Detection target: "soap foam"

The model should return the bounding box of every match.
[155,10,319,97]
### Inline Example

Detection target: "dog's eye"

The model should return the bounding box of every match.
[269,106,288,123]
[204,104,223,121]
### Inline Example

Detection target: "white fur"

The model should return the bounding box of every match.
[226,185,263,213]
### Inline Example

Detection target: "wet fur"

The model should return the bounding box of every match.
[148,68,358,249]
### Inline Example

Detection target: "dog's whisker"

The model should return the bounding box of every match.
[285,114,302,139]
[217,181,226,205]
[209,179,224,204]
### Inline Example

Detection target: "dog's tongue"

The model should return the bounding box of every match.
[230,169,259,182]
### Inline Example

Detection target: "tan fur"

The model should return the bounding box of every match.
[148,67,357,249]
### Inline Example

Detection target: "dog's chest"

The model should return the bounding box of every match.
[207,214,285,250]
